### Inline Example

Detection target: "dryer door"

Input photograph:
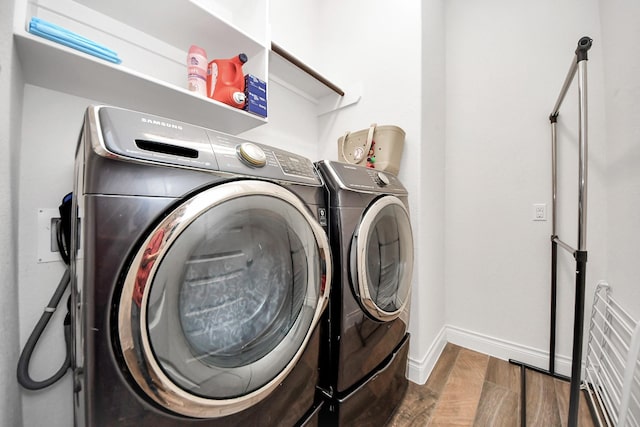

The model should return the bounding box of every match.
[117,180,331,418]
[350,195,414,322]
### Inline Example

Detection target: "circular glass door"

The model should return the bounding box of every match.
[350,196,413,321]
[117,180,331,418]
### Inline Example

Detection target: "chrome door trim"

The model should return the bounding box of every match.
[117,180,331,418]
[353,196,413,322]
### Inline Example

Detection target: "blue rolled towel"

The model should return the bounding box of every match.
[28,17,122,64]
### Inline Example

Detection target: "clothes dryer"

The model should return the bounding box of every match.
[316,160,414,426]
[70,105,331,426]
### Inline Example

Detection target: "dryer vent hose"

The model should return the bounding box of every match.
[16,269,71,390]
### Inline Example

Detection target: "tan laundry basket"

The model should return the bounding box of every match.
[337,124,405,175]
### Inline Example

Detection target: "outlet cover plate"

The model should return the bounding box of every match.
[532,203,547,221]
[37,208,61,263]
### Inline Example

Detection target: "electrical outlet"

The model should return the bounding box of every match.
[532,203,547,221]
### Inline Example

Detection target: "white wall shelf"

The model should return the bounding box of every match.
[13,0,268,134]
[14,32,266,133]
[71,0,269,59]
[269,42,360,115]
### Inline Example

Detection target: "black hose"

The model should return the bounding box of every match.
[16,269,71,390]
[55,219,70,266]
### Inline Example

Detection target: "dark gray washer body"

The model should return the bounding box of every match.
[71,105,328,426]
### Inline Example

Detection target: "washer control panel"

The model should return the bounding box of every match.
[208,131,318,182]
[96,106,320,185]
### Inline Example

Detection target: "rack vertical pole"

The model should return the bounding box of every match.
[567,41,590,427]
[550,114,558,376]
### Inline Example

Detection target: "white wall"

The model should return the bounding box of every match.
[599,0,640,320]
[269,0,320,66]
[413,0,447,381]
[1,0,24,425]
[307,0,431,377]
[17,86,90,427]
[444,0,608,372]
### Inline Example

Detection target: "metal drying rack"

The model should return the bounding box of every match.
[584,281,640,426]
[509,36,593,427]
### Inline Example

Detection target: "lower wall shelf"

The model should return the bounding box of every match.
[14,32,267,134]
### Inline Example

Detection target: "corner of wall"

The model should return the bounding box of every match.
[407,326,447,385]
[1,0,25,425]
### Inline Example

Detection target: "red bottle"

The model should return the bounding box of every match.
[207,53,247,108]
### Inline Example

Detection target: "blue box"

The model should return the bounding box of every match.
[245,101,267,117]
[244,92,267,117]
[245,74,266,90]
[246,91,266,104]
[245,74,267,97]
[244,76,267,117]
[247,82,267,97]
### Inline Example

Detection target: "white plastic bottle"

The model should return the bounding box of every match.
[187,45,207,97]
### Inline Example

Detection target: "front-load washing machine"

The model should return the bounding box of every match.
[316,160,414,426]
[70,105,331,426]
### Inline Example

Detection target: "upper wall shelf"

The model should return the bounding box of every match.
[271,42,344,97]
[13,0,268,134]
[268,41,361,115]
[71,0,269,55]
[14,32,266,133]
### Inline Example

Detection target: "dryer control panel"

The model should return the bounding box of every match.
[319,160,407,195]
[94,106,321,186]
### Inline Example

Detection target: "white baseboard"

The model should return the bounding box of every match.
[446,325,572,377]
[407,326,447,385]
[407,325,573,384]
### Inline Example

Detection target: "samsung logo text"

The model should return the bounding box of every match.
[141,117,183,130]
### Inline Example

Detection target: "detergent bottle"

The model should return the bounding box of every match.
[207,53,248,108]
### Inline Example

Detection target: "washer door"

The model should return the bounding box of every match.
[117,180,331,418]
[350,196,413,322]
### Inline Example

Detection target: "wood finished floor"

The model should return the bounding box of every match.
[387,343,596,426]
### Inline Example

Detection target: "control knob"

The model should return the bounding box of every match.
[237,142,266,167]
[374,171,390,186]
